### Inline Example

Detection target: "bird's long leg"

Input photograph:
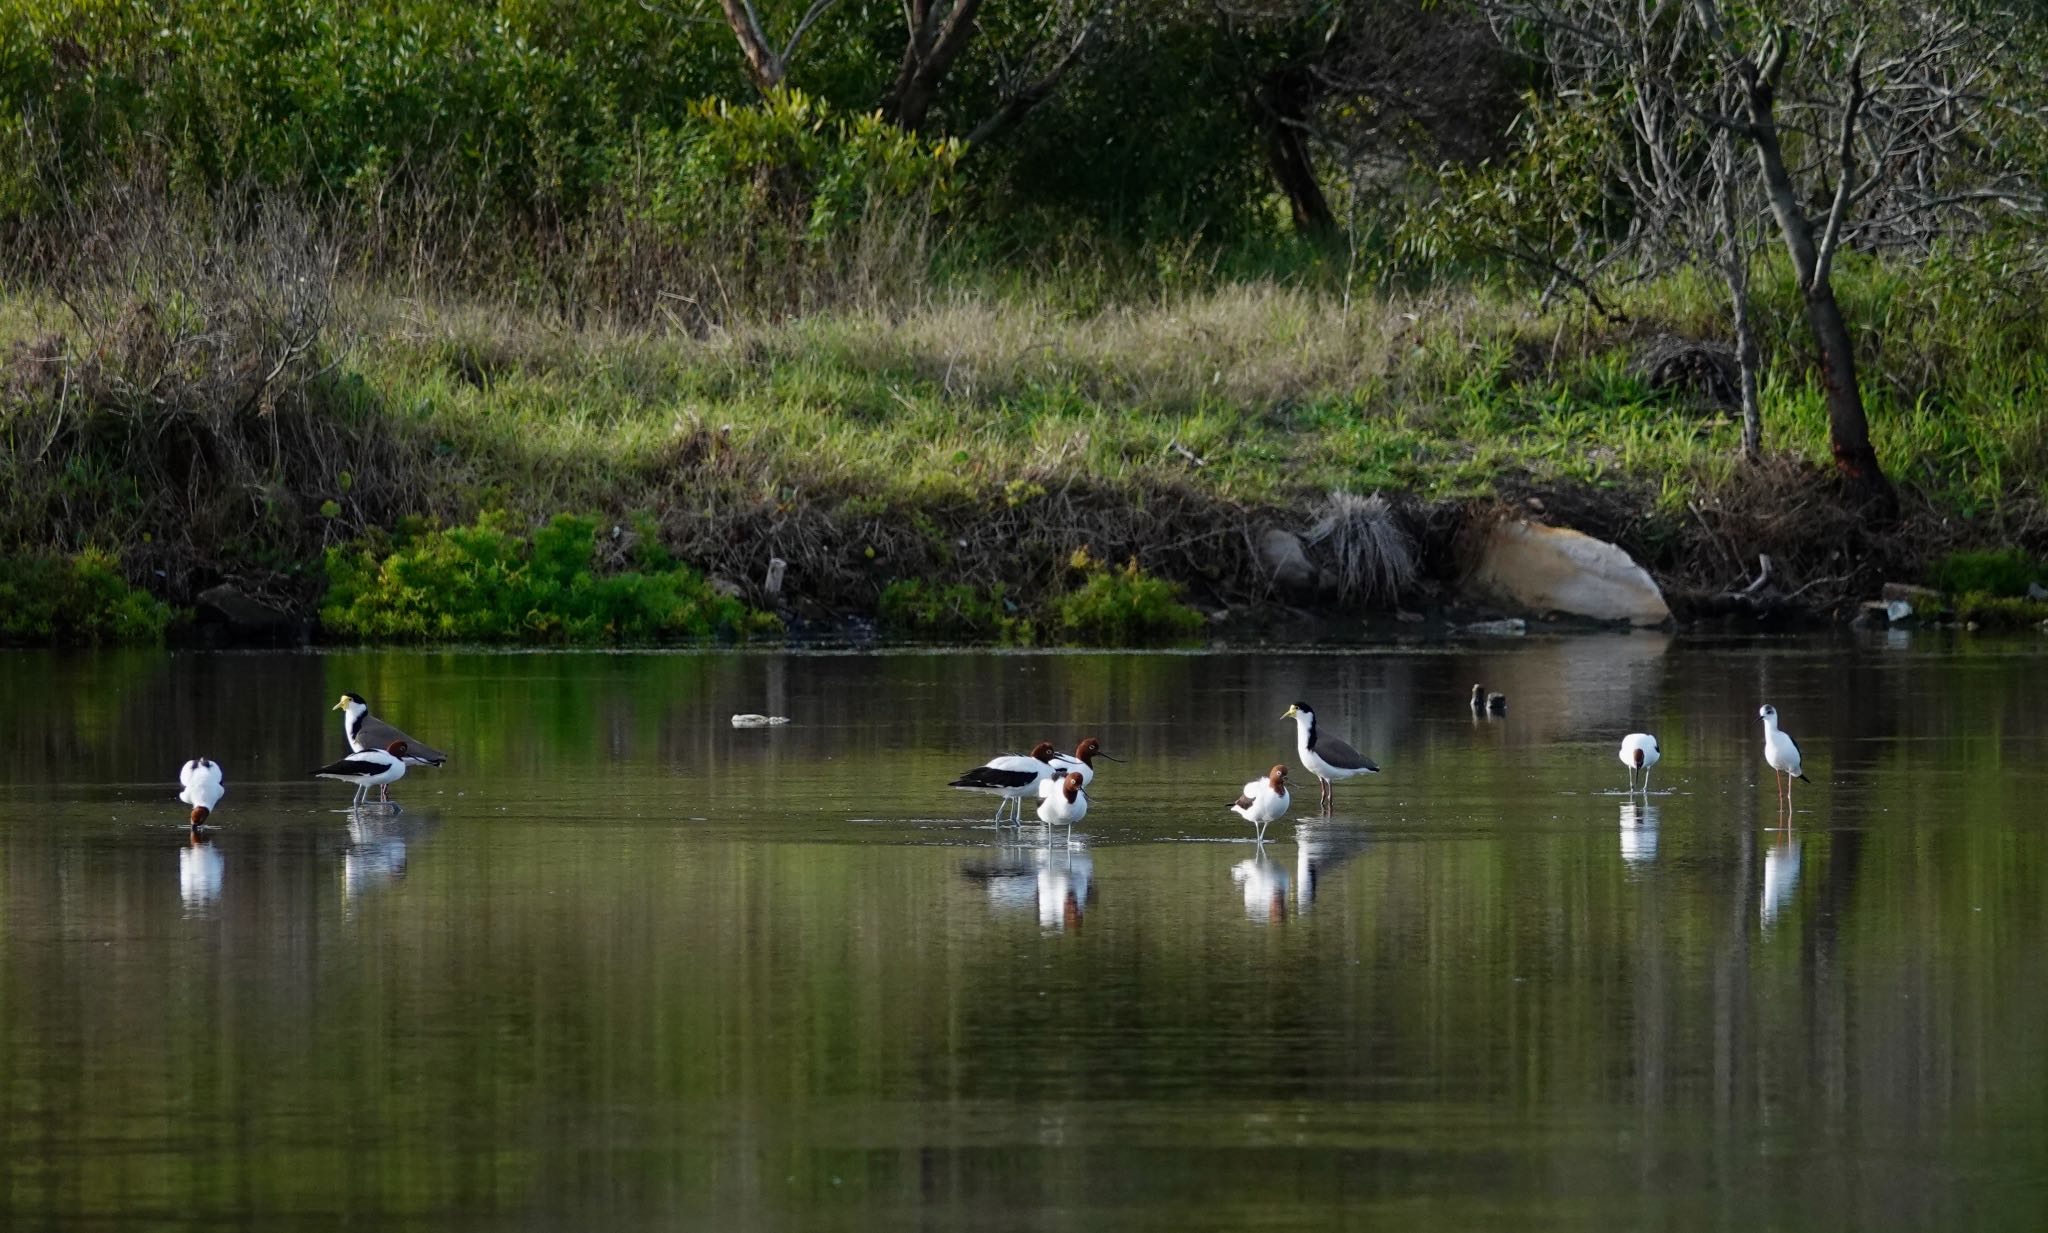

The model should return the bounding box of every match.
[1643,767,1652,795]
[1626,766,1636,794]
[380,783,389,803]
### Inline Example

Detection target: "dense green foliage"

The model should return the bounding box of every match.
[879,580,1034,645]
[320,513,780,644]
[1928,551,2043,599]
[1052,553,1205,646]
[0,548,177,644]
[878,556,1204,646]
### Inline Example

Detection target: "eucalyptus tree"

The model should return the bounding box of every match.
[1475,0,2047,509]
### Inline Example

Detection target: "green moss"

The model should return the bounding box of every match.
[1929,550,2041,599]
[1948,593,2048,629]
[320,513,781,644]
[0,549,177,645]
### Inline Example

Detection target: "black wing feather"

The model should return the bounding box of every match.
[951,767,1041,790]
[314,755,388,777]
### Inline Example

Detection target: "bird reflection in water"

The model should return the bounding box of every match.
[1232,847,1290,923]
[1619,800,1659,866]
[179,832,223,915]
[1230,824,1371,923]
[344,809,440,904]
[961,843,1096,933]
[1761,827,1802,931]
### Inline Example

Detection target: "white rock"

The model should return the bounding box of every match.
[1458,618,1528,637]
[730,714,792,728]
[1258,528,1317,595]
[1469,521,1671,627]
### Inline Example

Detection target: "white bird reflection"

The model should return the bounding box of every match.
[179,835,223,914]
[1619,800,1659,866]
[962,843,1095,932]
[1761,830,1803,930]
[344,810,439,904]
[1232,849,1291,923]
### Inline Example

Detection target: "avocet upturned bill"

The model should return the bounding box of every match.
[315,740,411,809]
[1036,771,1089,838]
[950,741,1060,826]
[1619,733,1661,794]
[1282,702,1380,813]
[1048,736,1124,787]
[334,694,448,802]
[1230,763,1291,841]
[177,757,225,830]
[1759,704,1809,817]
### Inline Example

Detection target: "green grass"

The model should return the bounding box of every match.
[5,250,2048,641]
[0,548,179,644]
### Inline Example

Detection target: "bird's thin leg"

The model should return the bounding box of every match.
[380,783,389,803]
[1643,767,1651,795]
[1626,766,1635,793]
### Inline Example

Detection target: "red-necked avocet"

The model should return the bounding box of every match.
[177,757,225,831]
[950,741,1060,827]
[1282,702,1379,814]
[1036,770,1089,839]
[1619,733,1661,794]
[316,740,411,809]
[1230,763,1291,842]
[1048,736,1124,788]
[1759,704,1809,819]
[334,693,447,802]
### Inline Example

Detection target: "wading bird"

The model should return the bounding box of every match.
[1471,685,1505,715]
[1619,733,1661,794]
[316,740,411,809]
[1230,763,1291,842]
[1036,771,1089,840]
[1048,736,1124,787]
[177,757,225,831]
[1759,704,1809,819]
[333,693,447,802]
[950,741,1060,827]
[1283,702,1379,814]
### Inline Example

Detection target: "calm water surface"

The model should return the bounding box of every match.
[2,636,2046,1230]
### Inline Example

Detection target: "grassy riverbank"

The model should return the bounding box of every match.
[4,246,2047,644]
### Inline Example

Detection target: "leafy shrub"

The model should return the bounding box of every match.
[1947,594,2048,629]
[879,580,1034,644]
[0,549,177,644]
[1928,549,2040,598]
[1053,554,1205,646]
[320,513,780,644]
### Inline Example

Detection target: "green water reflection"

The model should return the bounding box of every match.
[1,636,2045,1230]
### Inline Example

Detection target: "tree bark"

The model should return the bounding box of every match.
[884,0,987,131]
[1736,46,1895,512]
[1258,69,1337,240]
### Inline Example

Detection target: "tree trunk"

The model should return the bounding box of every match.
[884,0,986,131]
[1738,64,1895,512]
[1731,285,1763,463]
[1257,70,1337,240]
[1801,282,1892,508]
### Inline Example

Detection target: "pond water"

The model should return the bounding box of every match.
[1,636,2045,1230]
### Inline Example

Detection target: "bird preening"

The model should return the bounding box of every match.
[178,757,225,831]
[950,737,1116,835]
[1230,764,1291,842]
[1619,733,1660,795]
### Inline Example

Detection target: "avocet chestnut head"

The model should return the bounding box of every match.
[1619,733,1660,794]
[177,757,225,830]
[1230,764,1291,842]
[1049,737,1125,788]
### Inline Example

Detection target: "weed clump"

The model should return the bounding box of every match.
[0,550,178,644]
[320,513,780,644]
[1052,551,1206,646]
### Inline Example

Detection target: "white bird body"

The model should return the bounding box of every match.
[1759,705,1808,817]
[334,693,448,766]
[1283,703,1379,813]
[1619,733,1661,793]
[951,741,1060,826]
[1036,772,1089,833]
[1230,765,1292,841]
[315,742,410,808]
[177,758,225,825]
